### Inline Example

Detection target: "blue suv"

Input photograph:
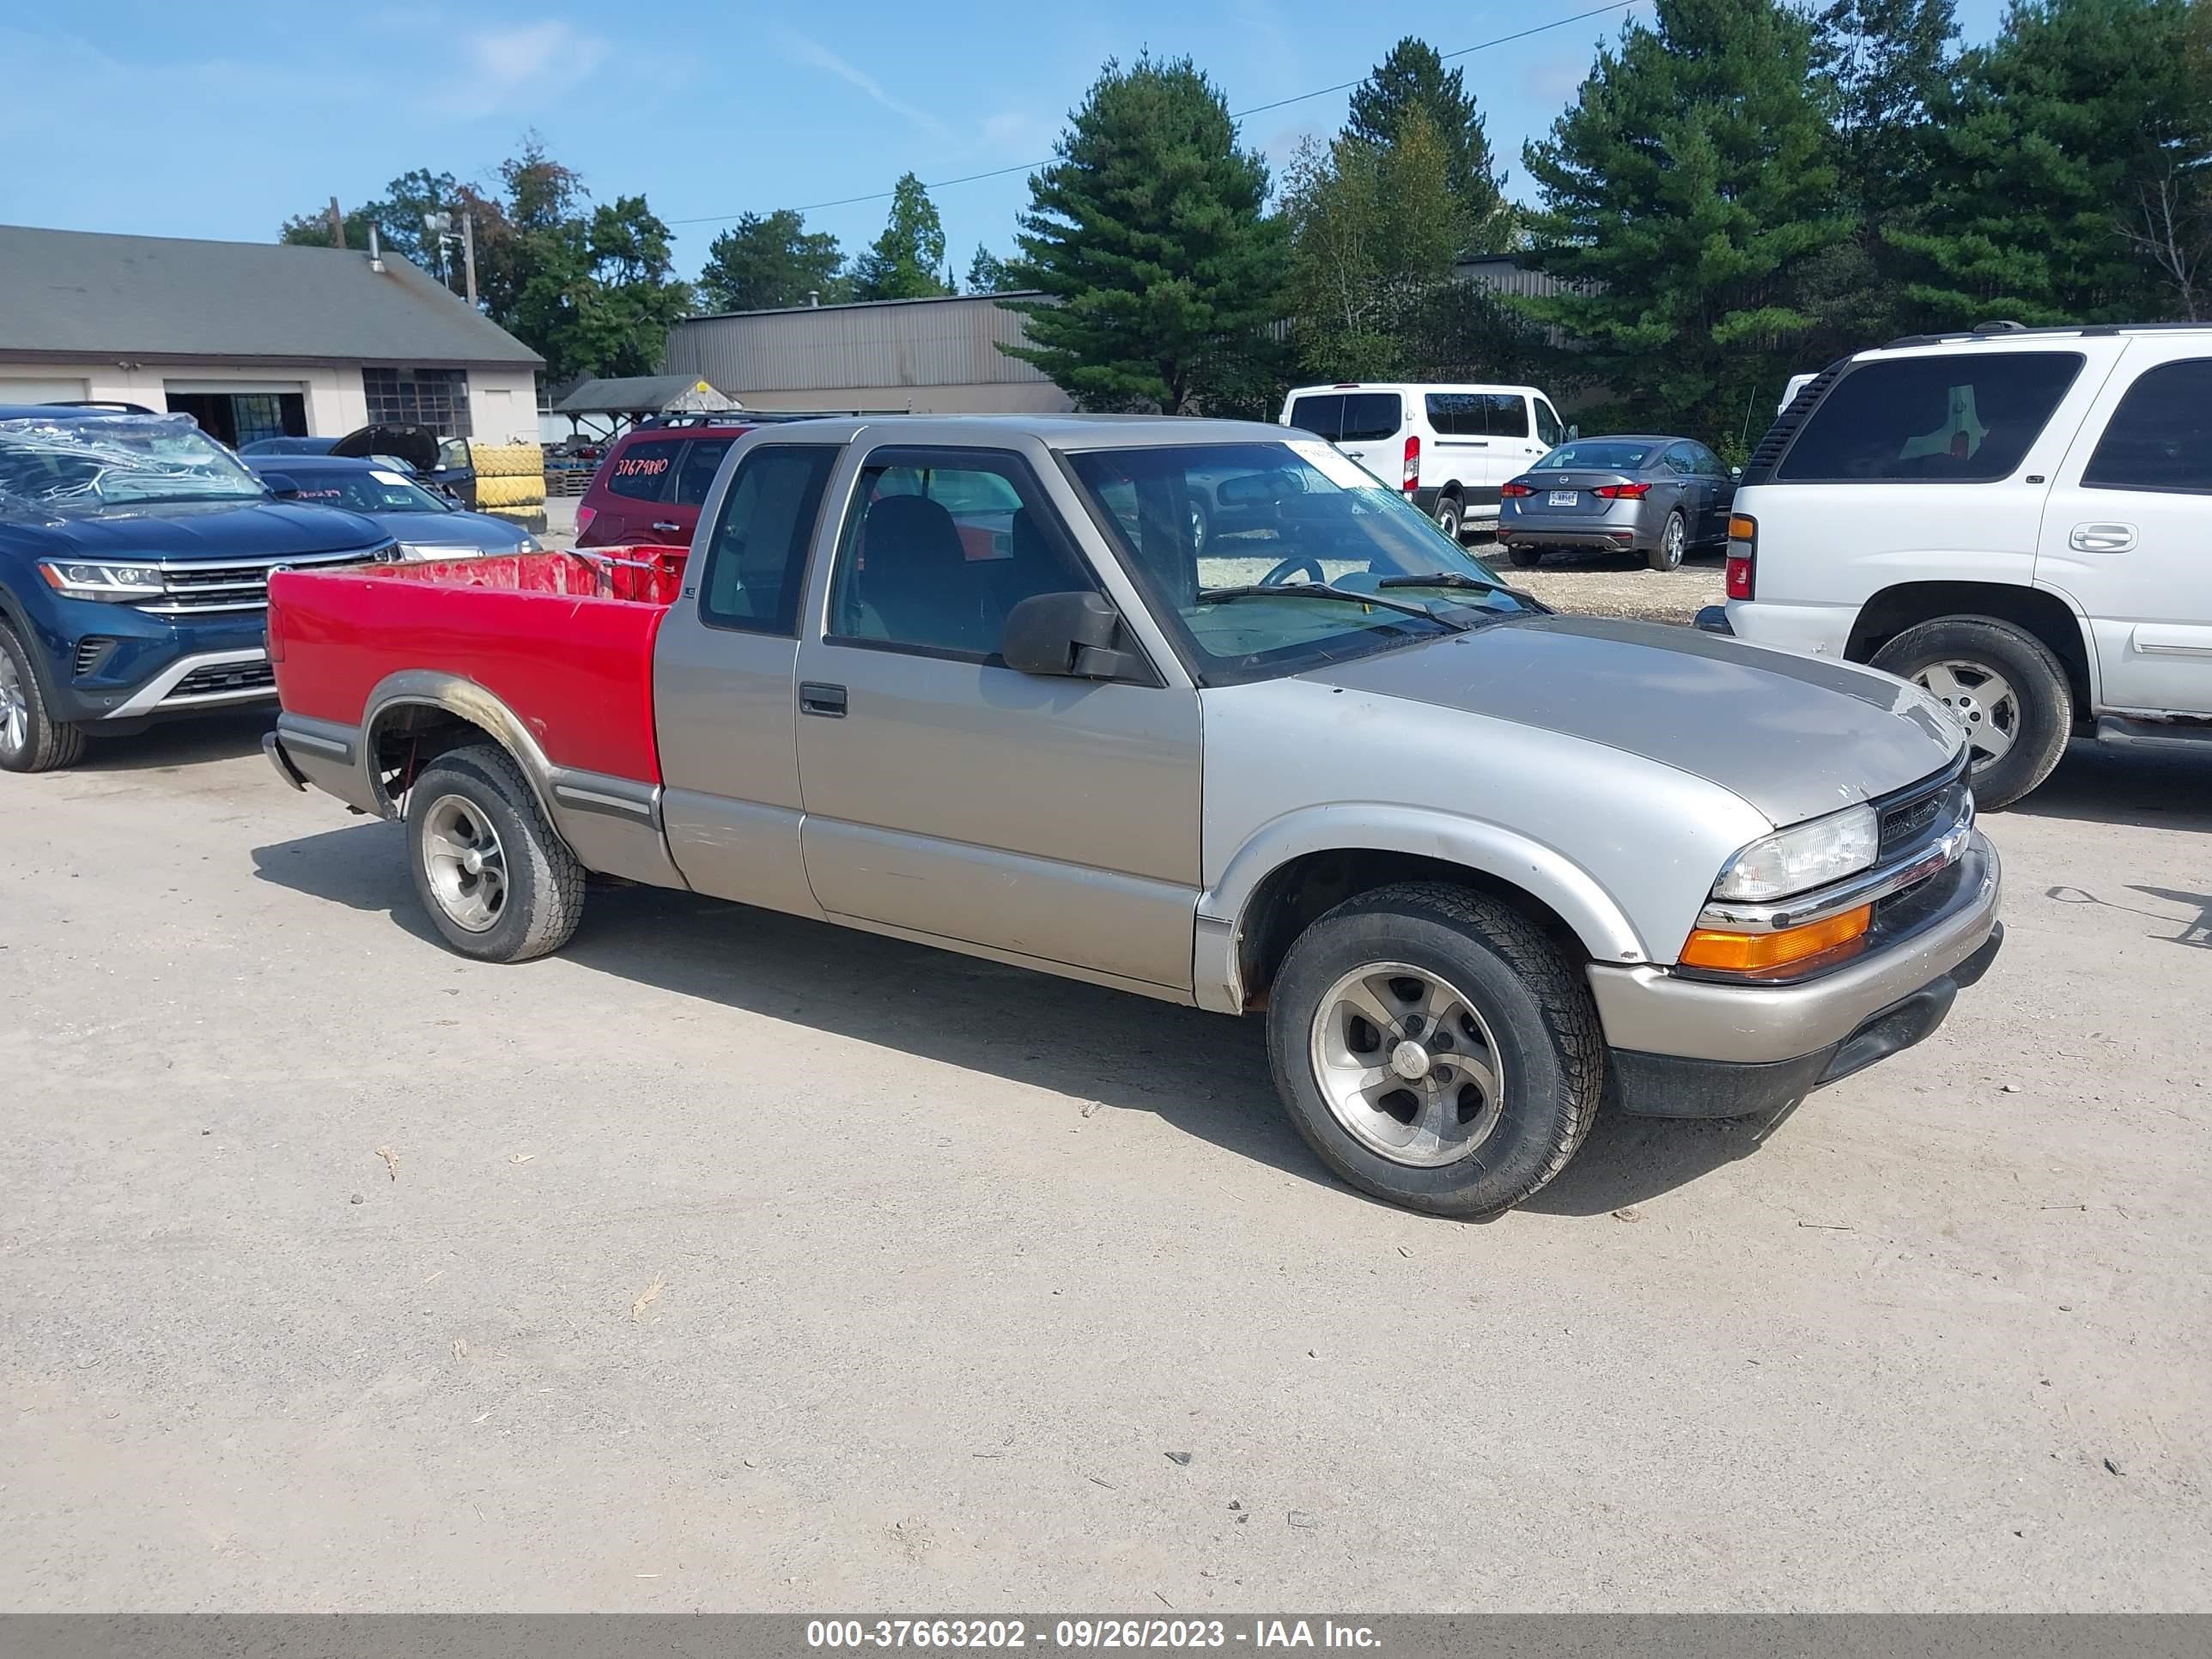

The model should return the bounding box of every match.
[0,406,398,772]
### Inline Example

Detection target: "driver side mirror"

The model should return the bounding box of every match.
[1002,591,1143,681]
[261,472,301,500]
[1730,465,1743,480]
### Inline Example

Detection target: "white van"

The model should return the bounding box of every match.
[1279,382,1569,540]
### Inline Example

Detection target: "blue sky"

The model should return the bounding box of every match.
[2,0,2008,286]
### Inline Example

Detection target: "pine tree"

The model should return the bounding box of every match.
[1519,0,1849,444]
[849,173,952,301]
[1814,0,1960,221]
[1003,55,1286,413]
[965,245,1013,294]
[698,210,847,312]
[1345,38,1509,252]
[1894,0,2202,324]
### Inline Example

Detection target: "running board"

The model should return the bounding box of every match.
[2095,714,2212,753]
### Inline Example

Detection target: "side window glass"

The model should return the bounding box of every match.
[672,438,734,507]
[1426,394,1482,437]
[1693,444,1727,476]
[605,439,681,501]
[1778,353,2085,483]
[1486,394,1530,439]
[2082,359,2212,494]
[1287,396,1342,441]
[830,450,1094,659]
[696,445,841,636]
[1534,399,1564,447]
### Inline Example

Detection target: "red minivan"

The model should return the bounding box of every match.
[574,416,753,549]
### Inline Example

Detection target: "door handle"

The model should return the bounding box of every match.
[799,681,848,718]
[650,520,682,535]
[2069,522,2137,553]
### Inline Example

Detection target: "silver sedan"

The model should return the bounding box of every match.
[1498,434,1737,572]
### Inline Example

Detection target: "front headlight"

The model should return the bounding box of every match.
[38,560,166,602]
[1710,803,1880,902]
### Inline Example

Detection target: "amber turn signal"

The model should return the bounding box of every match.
[1679,904,1873,974]
[1728,514,1758,543]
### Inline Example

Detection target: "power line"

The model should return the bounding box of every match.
[665,0,1638,228]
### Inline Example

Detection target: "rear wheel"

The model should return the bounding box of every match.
[0,621,88,774]
[1433,495,1464,542]
[1648,510,1686,572]
[1870,616,2072,809]
[1266,883,1603,1218]
[1505,545,1542,569]
[405,743,585,962]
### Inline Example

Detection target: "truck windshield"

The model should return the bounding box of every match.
[1066,440,1537,683]
[0,413,266,511]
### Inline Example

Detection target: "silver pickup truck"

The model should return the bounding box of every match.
[265,416,2004,1218]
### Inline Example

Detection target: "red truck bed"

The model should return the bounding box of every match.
[268,546,686,783]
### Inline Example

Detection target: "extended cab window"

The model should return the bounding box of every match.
[829,449,1093,660]
[2082,359,2212,494]
[673,438,735,506]
[605,439,680,500]
[1778,352,2084,483]
[696,445,840,635]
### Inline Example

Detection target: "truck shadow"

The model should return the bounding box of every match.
[251,822,1784,1218]
[2005,738,2212,831]
[76,709,274,772]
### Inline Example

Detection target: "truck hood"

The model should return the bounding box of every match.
[1299,615,1963,826]
[1,498,389,562]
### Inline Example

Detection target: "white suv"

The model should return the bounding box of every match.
[1717,324,2212,808]
[1280,382,1568,540]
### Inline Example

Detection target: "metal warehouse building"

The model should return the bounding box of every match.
[0,224,543,447]
[664,292,1073,416]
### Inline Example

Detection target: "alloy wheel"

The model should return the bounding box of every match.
[1308,962,1505,1168]
[0,651,28,757]
[419,793,509,933]
[1916,659,2019,772]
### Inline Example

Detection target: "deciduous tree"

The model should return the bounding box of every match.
[849,173,952,301]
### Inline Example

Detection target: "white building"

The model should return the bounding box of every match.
[0,224,542,446]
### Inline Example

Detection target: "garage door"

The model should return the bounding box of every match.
[0,377,90,406]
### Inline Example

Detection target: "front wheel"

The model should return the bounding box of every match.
[1266,884,1604,1218]
[0,621,88,774]
[1870,616,2072,809]
[405,743,585,961]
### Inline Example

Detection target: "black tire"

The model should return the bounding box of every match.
[1870,615,2072,810]
[1433,494,1464,542]
[1265,883,1604,1218]
[0,619,88,775]
[404,743,585,962]
[1505,544,1542,568]
[1647,510,1686,572]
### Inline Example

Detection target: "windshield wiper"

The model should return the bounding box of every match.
[1195,583,1468,628]
[1375,570,1503,595]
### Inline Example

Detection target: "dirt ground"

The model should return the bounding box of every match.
[1489,541,1728,624]
[3,707,2208,1613]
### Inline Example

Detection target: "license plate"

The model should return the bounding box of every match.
[1548,489,1578,507]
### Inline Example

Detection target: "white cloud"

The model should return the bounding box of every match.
[778,29,951,141]
[461,21,609,106]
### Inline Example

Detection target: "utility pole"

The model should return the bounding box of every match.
[462,212,479,307]
[327,197,345,248]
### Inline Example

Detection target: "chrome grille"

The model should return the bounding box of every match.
[168,660,276,699]
[137,544,399,615]
[1877,758,1972,860]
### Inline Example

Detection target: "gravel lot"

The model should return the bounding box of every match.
[1486,541,1727,624]
[3,695,2209,1611]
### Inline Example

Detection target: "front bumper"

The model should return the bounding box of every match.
[1589,834,2003,1118]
